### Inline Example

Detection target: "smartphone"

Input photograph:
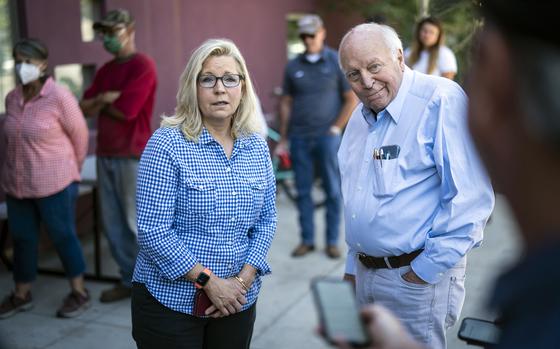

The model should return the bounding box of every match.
[311,278,371,347]
[458,317,501,346]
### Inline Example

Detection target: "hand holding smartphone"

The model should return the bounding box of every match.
[311,277,371,347]
[458,317,501,346]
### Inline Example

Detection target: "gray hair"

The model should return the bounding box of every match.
[161,38,259,141]
[513,39,560,149]
[339,23,403,67]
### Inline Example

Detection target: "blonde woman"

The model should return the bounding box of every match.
[131,38,277,349]
[405,17,457,79]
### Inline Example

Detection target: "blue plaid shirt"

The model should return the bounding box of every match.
[133,126,277,315]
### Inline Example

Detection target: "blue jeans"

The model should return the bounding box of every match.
[289,134,342,246]
[6,182,86,282]
[97,157,139,287]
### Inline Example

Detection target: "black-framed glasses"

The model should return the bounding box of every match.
[299,33,316,41]
[198,74,244,88]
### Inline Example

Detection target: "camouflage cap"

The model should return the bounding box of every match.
[93,9,134,30]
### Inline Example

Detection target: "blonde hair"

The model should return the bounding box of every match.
[161,38,259,141]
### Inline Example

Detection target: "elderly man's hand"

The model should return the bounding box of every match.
[334,304,424,349]
[402,270,428,285]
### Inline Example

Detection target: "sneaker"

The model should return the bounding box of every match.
[99,284,131,303]
[56,289,91,318]
[291,244,315,257]
[326,246,341,259]
[0,292,33,319]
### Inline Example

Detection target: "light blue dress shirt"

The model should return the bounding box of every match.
[133,126,277,314]
[338,67,494,284]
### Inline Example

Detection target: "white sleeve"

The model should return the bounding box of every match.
[438,46,458,73]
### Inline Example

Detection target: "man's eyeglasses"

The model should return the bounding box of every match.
[299,33,316,41]
[198,74,244,88]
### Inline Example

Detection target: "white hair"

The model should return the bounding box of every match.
[339,23,403,66]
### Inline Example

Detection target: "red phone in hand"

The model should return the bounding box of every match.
[193,289,212,317]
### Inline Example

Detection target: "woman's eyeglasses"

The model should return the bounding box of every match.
[198,74,244,88]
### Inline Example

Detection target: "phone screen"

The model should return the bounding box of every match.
[312,278,370,347]
[458,318,501,345]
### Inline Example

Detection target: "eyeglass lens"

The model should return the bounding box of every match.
[198,74,242,88]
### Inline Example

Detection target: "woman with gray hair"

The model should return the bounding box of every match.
[131,38,277,349]
[0,38,90,319]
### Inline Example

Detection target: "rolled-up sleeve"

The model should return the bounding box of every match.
[136,129,198,280]
[411,91,495,284]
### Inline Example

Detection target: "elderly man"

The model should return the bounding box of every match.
[336,23,494,348]
[80,9,157,302]
[278,14,357,259]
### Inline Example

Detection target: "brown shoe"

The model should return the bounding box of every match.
[57,289,91,318]
[291,244,315,257]
[326,246,341,259]
[99,284,132,303]
[0,292,33,319]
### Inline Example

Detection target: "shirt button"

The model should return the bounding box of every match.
[228,264,233,269]
[357,243,362,248]
[357,186,362,191]
[228,240,234,245]
[225,167,231,172]
[231,216,236,221]
[352,214,356,219]
[232,191,237,196]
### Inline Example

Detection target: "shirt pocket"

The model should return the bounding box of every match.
[184,178,216,215]
[372,158,399,197]
[246,177,267,219]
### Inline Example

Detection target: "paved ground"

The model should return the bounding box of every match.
[0,191,521,349]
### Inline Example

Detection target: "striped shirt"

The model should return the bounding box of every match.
[133,126,277,315]
[2,77,88,199]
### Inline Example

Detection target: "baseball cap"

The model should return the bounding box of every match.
[93,9,134,30]
[298,15,323,35]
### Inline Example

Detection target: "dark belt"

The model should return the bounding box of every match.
[357,249,423,269]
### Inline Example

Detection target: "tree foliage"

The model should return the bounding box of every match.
[320,0,483,84]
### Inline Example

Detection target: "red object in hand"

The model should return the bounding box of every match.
[278,152,292,169]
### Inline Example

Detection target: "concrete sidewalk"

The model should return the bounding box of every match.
[0,193,520,349]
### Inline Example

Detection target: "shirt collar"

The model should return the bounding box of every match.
[15,76,55,106]
[198,127,214,144]
[360,66,413,126]
[299,46,328,63]
[198,127,251,149]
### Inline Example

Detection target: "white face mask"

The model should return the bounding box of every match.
[15,62,41,85]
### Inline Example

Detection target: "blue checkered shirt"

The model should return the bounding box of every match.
[133,126,277,315]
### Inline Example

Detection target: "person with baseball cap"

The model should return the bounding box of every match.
[278,14,357,259]
[80,9,157,303]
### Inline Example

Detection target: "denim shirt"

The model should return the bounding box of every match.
[133,126,277,314]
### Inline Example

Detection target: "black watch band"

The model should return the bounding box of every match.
[195,268,211,289]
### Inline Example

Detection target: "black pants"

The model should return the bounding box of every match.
[131,283,256,349]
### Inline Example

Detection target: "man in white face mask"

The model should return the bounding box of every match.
[79,8,158,303]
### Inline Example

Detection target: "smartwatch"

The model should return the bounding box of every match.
[195,268,211,289]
